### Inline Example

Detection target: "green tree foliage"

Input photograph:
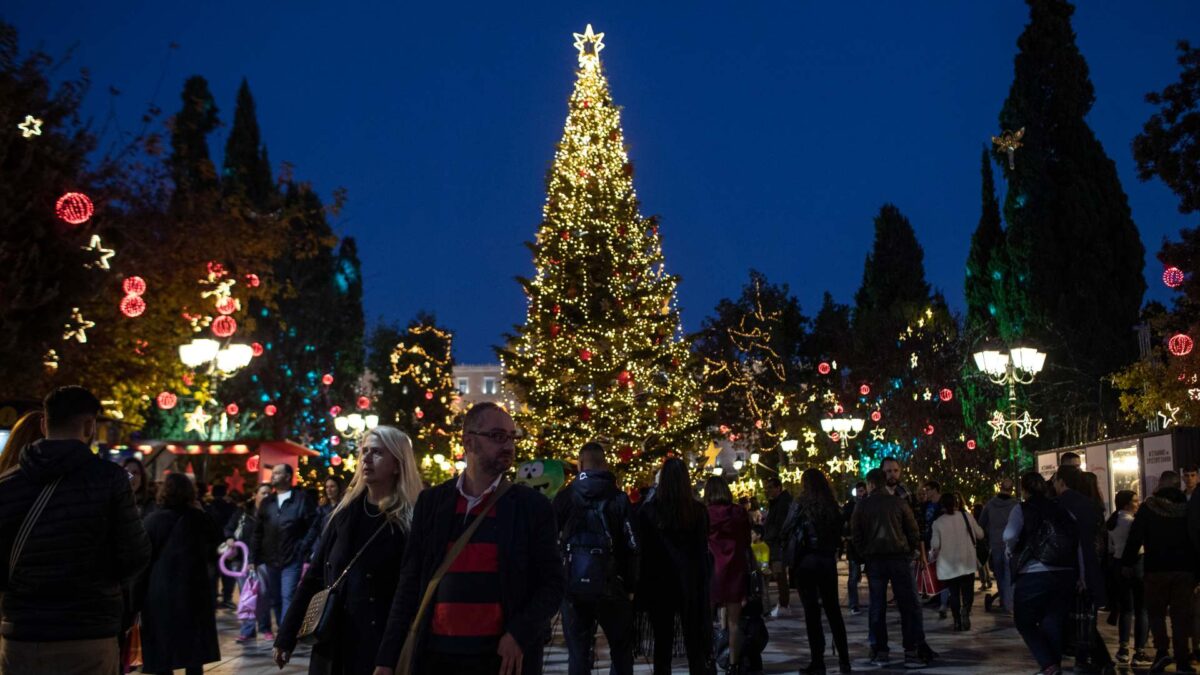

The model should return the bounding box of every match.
[1133,41,1200,215]
[365,320,405,425]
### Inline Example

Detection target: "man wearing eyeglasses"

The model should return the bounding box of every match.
[375,402,564,675]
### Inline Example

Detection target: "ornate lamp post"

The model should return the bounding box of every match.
[820,414,864,448]
[972,344,1047,475]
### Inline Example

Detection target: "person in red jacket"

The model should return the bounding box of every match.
[705,476,751,674]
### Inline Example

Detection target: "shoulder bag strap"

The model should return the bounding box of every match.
[396,479,512,673]
[327,518,390,591]
[9,477,63,582]
[961,511,977,546]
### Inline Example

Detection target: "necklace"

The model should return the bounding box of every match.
[363,496,383,518]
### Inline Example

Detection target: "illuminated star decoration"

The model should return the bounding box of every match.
[870,427,887,441]
[43,349,59,370]
[63,307,94,343]
[82,235,115,270]
[826,457,843,473]
[1189,388,1200,402]
[702,440,722,468]
[1016,411,1042,438]
[842,457,859,474]
[910,352,919,369]
[1159,403,1181,429]
[184,405,212,434]
[343,452,358,475]
[224,468,246,494]
[572,23,605,68]
[987,411,1010,441]
[805,444,819,457]
[922,388,933,401]
[802,429,817,444]
[17,115,43,138]
[992,127,1025,170]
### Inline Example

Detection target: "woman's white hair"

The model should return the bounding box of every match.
[330,425,423,531]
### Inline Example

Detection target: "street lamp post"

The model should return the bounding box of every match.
[820,414,865,449]
[972,345,1047,478]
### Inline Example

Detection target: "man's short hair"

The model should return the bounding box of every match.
[1183,464,1199,474]
[43,385,101,431]
[866,468,887,489]
[276,462,294,479]
[881,456,901,468]
[463,402,505,433]
[579,441,606,468]
[764,476,782,489]
[1055,465,1085,492]
[1157,470,1182,492]
[856,481,867,490]
[999,477,1015,493]
[923,480,941,492]
[1060,451,1081,466]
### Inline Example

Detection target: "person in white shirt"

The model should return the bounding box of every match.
[930,492,985,631]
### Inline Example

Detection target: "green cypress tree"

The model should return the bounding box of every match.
[852,204,930,367]
[222,78,274,210]
[168,76,220,216]
[996,0,1145,445]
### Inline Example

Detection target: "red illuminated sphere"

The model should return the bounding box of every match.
[156,391,178,410]
[321,373,334,386]
[1164,266,1185,288]
[330,450,342,462]
[1169,333,1194,357]
[329,405,342,417]
[939,388,954,402]
[870,411,882,422]
[251,342,264,357]
[415,409,425,419]
[966,439,977,450]
[215,296,238,315]
[859,384,870,396]
[356,396,370,410]
[579,348,592,361]
[244,273,260,287]
[264,404,277,416]
[211,315,237,337]
[617,370,632,385]
[120,295,146,318]
[225,403,239,416]
[330,437,341,448]
[55,192,94,225]
[425,390,434,400]
[122,276,147,296]
[924,424,935,436]
[817,362,831,375]
[246,455,260,472]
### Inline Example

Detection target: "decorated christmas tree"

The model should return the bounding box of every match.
[389,313,460,481]
[500,25,700,477]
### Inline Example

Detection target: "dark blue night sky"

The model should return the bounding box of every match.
[8,2,1199,362]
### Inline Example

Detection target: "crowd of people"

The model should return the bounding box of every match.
[5,386,1200,675]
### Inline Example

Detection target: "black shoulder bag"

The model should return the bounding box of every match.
[297,519,389,645]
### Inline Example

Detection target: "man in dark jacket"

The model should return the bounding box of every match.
[250,462,315,634]
[844,481,867,614]
[1054,465,1114,672]
[206,483,238,608]
[1123,471,1196,673]
[763,476,793,616]
[0,386,151,674]
[979,478,1017,614]
[375,402,564,675]
[552,441,638,675]
[851,467,935,669]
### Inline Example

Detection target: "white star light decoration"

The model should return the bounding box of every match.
[870,427,887,441]
[988,410,1041,440]
[826,456,859,474]
[184,405,212,434]
[1159,403,1181,429]
[63,307,94,343]
[82,235,115,270]
[802,429,817,444]
[573,24,605,68]
[17,115,43,138]
[1189,388,1200,402]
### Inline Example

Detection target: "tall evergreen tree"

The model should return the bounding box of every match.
[389,313,459,481]
[222,78,274,211]
[996,0,1145,446]
[365,320,405,425]
[806,292,853,366]
[852,204,930,367]
[1133,41,1200,215]
[168,76,220,217]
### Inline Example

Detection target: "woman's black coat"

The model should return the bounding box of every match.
[137,506,222,671]
[276,496,408,675]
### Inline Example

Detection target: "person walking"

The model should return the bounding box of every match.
[705,476,750,674]
[1122,471,1196,673]
[136,473,223,675]
[0,411,43,475]
[250,462,316,635]
[373,402,563,675]
[1054,466,1114,672]
[1006,471,1080,675]
[274,426,421,675]
[979,478,1018,615]
[206,483,238,608]
[122,457,157,519]
[300,477,345,562]
[929,492,985,631]
[851,467,934,669]
[843,481,866,616]
[763,476,793,617]
[230,483,274,643]
[1107,490,1149,666]
[919,480,949,619]
[0,386,151,675]
[634,457,714,675]
[553,441,639,675]
[785,468,850,674]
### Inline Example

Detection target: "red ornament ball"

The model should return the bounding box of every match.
[415,409,425,419]
[55,192,94,225]
[618,446,634,463]
[425,390,434,400]
[817,362,831,375]
[246,455,260,473]
[1169,333,1194,357]
[1164,266,1185,288]
[966,439,977,451]
[225,403,239,416]
[617,370,632,385]
[329,405,342,417]
[579,406,591,422]
[330,449,342,461]
[251,342,264,357]
[211,315,237,337]
[215,296,239,315]
[549,323,561,338]
[833,404,844,414]
[561,230,571,240]
[156,391,177,410]
[579,348,592,361]
[244,273,260,287]
[356,396,370,410]
[754,419,764,429]
[321,373,334,386]
[939,388,954,402]
[870,410,882,422]
[859,384,871,396]
[264,404,277,416]
[120,295,146,318]
[924,424,935,436]
[122,276,147,296]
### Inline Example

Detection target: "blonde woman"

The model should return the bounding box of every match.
[274,426,422,674]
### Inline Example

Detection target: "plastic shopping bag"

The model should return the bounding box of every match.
[237,572,260,621]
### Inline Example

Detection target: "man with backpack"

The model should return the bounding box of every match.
[552,441,639,675]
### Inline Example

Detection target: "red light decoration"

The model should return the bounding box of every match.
[120,295,146,318]
[415,408,425,419]
[1169,333,1194,357]
[617,370,632,385]
[330,437,341,448]
[870,411,882,422]
[579,348,592,361]
[211,315,237,337]
[719,424,730,434]
[181,373,194,386]
[207,261,227,278]
[156,392,177,410]
[924,424,935,436]
[1164,266,1185,288]
[244,273,260,287]
[817,362,831,375]
[859,384,870,396]
[215,296,239,315]
[246,455,260,473]
[356,396,370,410]
[939,388,954,402]
[330,450,342,462]
[225,403,239,416]
[55,192,94,225]
[264,404,277,416]
[833,404,844,414]
[754,419,764,429]
[329,405,342,416]
[966,439,977,451]
[425,390,434,400]
[122,276,147,296]
[251,342,264,357]
[321,373,334,386]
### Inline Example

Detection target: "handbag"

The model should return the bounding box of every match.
[396,480,513,675]
[296,519,389,645]
[8,477,62,582]
[916,558,944,595]
[960,511,987,565]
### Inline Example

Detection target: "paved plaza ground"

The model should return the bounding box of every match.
[196,562,1167,674]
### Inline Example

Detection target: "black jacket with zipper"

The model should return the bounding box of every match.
[0,439,151,641]
[250,489,316,566]
[1123,487,1196,575]
[850,490,920,560]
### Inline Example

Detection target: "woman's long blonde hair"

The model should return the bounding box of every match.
[331,425,422,531]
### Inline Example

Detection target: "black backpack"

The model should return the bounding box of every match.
[562,489,614,599]
[1017,500,1079,571]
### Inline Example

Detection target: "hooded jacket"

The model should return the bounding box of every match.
[1122,487,1196,575]
[979,493,1018,555]
[850,490,920,560]
[0,439,151,641]
[552,469,639,593]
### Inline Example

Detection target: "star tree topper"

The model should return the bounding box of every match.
[573,24,605,68]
